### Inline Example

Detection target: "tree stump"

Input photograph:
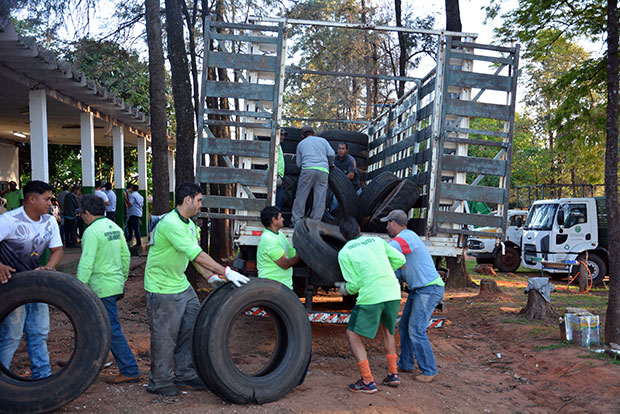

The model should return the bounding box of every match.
[579,261,588,292]
[519,290,559,322]
[445,255,477,289]
[474,263,497,277]
[479,279,502,294]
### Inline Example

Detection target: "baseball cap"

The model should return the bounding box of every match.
[300,126,315,135]
[379,209,408,226]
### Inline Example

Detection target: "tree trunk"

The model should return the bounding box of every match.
[445,255,476,289]
[445,0,462,35]
[145,0,170,215]
[181,0,201,129]
[605,0,620,345]
[165,0,195,184]
[520,290,558,322]
[394,0,407,98]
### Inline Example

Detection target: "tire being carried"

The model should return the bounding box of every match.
[293,218,347,286]
[193,279,312,404]
[0,271,110,414]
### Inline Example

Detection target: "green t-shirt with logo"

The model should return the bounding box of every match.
[338,236,405,305]
[257,228,296,289]
[77,217,130,298]
[145,209,203,294]
[5,189,23,211]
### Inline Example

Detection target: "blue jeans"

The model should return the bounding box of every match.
[398,284,444,376]
[0,303,51,379]
[101,296,140,377]
[126,215,141,246]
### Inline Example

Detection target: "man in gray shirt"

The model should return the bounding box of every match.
[291,126,335,226]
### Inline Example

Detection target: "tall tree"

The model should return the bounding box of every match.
[145,0,170,215]
[165,0,196,184]
[605,0,620,345]
[493,0,619,344]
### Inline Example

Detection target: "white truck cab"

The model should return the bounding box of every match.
[521,197,608,284]
[467,210,528,272]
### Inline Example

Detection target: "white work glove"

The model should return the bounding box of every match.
[225,266,250,287]
[207,274,227,288]
[335,281,349,296]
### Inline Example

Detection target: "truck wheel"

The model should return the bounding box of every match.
[367,179,421,232]
[0,271,110,414]
[293,218,347,286]
[358,172,401,219]
[573,253,607,285]
[193,279,312,404]
[323,167,359,225]
[493,246,521,273]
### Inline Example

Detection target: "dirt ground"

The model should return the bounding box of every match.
[7,257,620,414]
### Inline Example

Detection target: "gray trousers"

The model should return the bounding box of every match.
[292,168,329,225]
[146,287,201,390]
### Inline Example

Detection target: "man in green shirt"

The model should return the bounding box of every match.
[77,195,140,384]
[2,181,24,211]
[257,206,300,289]
[144,182,249,397]
[336,216,406,394]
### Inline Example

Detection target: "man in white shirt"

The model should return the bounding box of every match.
[0,180,63,379]
[104,182,117,221]
[126,184,144,247]
[94,181,109,206]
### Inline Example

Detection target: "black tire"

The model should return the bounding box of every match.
[358,172,401,220]
[193,279,312,404]
[293,218,347,286]
[0,271,110,414]
[323,167,359,225]
[367,179,421,233]
[318,129,369,146]
[283,153,300,176]
[571,253,607,285]
[493,246,521,273]
[282,127,303,142]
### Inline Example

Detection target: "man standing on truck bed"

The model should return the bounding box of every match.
[257,206,300,289]
[381,209,444,383]
[0,180,63,379]
[291,126,335,227]
[336,216,406,393]
[76,194,140,384]
[144,182,249,396]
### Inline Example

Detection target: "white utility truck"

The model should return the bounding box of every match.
[521,197,608,284]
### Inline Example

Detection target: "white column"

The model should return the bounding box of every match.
[168,149,175,192]
[137,137,147,191]
[80,112,95,188]
[113,126,125,189]
[28,89,49,182]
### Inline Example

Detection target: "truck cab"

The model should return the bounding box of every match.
[467,209,527,272]
[521,198,608,284]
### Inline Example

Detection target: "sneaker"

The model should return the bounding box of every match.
[348,378,378,394]
[174,377,207,390]
[397,366,413,373]
[147,385,179,396]
[414,373,438,383]
[105,373,140,384]
[382,373,401,387]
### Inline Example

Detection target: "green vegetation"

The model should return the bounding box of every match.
[578,352,620,365]
[534,340,574,351]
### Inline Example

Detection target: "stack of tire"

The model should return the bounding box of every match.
[280,127,365,225]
